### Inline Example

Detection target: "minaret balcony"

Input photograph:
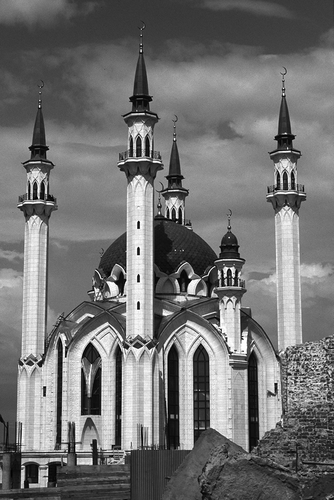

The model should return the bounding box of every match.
[18,193,57,204]
[267,184,305,194]
[220,278,246,288]
[119,149,161,161]
[18,193,58,216]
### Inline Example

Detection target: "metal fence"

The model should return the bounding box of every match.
[130,449,190,500]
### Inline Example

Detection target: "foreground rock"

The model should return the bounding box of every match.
[162,428,243,500]
[199,442,300,500]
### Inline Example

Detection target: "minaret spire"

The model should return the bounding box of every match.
[161,116,189,225]
[267,69,306,350]
[17,84,57,449]
[131,21,152,112]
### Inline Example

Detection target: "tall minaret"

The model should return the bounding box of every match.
[214,211,246,353]
[18,85,57,358]
[266,70,306,351]
[118,26,163,341]
[161,117,189,225]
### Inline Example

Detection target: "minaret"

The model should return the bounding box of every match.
[214,211,246,353]
[118,26,163,341]
[160,116,189,225]
[266,70,306,350]
[18,85,57,358]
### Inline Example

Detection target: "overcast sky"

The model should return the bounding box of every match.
[0,0,333,434]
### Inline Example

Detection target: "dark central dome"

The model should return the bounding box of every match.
[98,218,217,278]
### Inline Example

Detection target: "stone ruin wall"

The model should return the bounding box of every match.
[256,335,334,466]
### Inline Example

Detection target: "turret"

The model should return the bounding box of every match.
[266,69,306,350]
[161,117,189,225]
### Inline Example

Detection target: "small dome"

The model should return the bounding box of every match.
[98,219,217,278]
[219,229,240,259]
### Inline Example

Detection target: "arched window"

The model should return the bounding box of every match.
[56,340,63,448]
[137,221,140,229]
[167,346,179,449]
[28,182,31,200]
[145,135,150,157]
[40,181,45,200]
[129,136,133,157]
[234,269,239,287]
[227,269,232,286]
[291,171,296,190]
[115,346,122,447]
[136,136,142,157]
[276,172,281,190]
[166,208,170,219]
[179,270,190,293]
[81,344,101,415]
[248,352,259,450]
[178,207,183,224]
[33,182,38,200]
[171,208,176,221]
[137,247,140,256]
[25,463,39,484]
[194,345,210,442]
[137,274,140,283]
[117,272,125,295]
[283,171,288,190]
[137,301,140,310]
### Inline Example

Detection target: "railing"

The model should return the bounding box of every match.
[221,278,245,288]
[119,149,161,161]
[18,193,57,203]
[267,184,305,194]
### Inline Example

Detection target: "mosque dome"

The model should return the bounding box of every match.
[98,218,217,277]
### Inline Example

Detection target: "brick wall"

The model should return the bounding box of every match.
[255,335,334,465]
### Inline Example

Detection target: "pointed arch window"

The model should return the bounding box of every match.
[137,247,140,256]
[166,208,170,220]
[136,136,142,157]
[81,344,101,415]
[40,181,45,200]
[291,171,296,190]
[171,208,176,221]
[28,182,31,200]
[56,340,63,448]
[283,171,288,190]
[178,208,183,224]
[33,181,38,200]
[227,269,233,286]
[167,346,179,449]
[145,135,150,157]
[117,272,125,296]
[137,274,140,283]
[137,301,140,310]
[234,269,239,287]
[179,270,190,293]
[194,345,210,442]
[129,136,134,157]
[276,172,281,190]
[115,346,122,447]
[248,352,259,450]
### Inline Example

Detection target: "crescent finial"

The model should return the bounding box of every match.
[38,80,44,89]
[156,181,165,193]
[280,67,287,77]
[138,20,146,31]
[172,114,178,124]
[280,67,287,96]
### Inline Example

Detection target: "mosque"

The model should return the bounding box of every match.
[16,31,305,486]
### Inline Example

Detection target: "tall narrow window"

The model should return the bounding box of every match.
[291,171,296,190]
[248,352,259,450]
[234,269,239,287]
[40,181,45,200]
[33,182,38,200]
[137,221,140,229]
[56,340,63,448]
[166,208,170,219]
[283,171,288,190]
[136,136,142,157]
[28,182,31,200]
[178,208,183,224]
[137,247,140,255]
[145,135,150,157]
[171,208,176,221]
[167,346,179,449]
[25,464,39,484]
[227,269,232,286]
[81,344,101,415]
[179,270,190,293]
[276,172,281,190]
[137,301,140,310]
[129,136,133,157]
[137,274,140,283]
[194,345,210,442]
[115,347,122,447]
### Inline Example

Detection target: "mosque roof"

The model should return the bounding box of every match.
[98,218,217,278]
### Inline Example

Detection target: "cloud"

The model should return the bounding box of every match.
[197,0,294,19]
[0,268,23,331]
[0,0,97,26]
[0,248,23,262]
